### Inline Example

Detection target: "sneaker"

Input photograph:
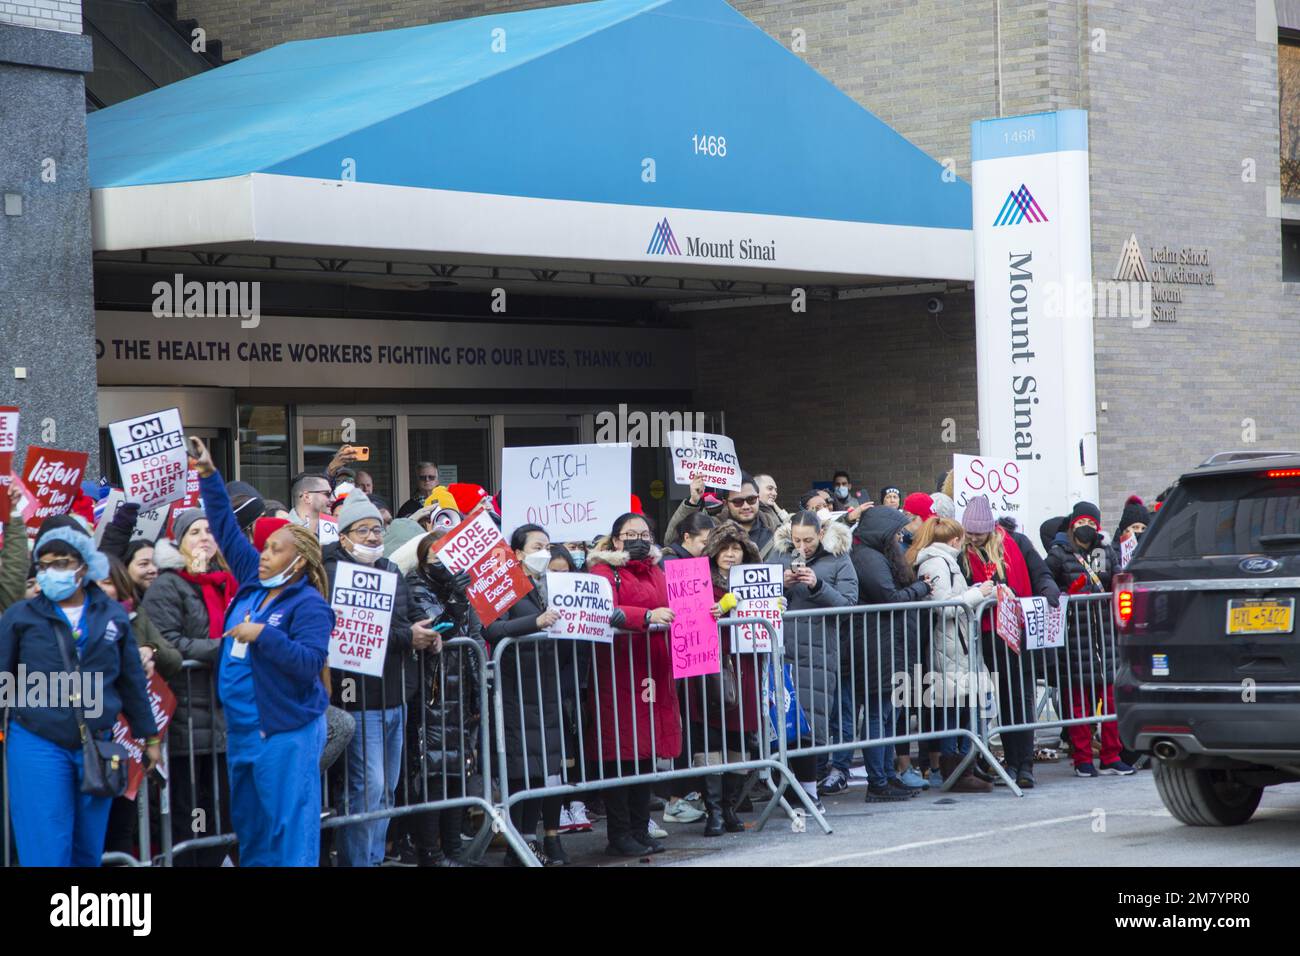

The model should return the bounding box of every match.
[632,830,666,854]
[865,784,913,803]
[647,819,669,840]
[898,767,929,790]
[564,801,593,832]
[605,834,647,858]
[542,834,570,866]
[558,806,574,831]
[888,776,922,795]
[1074,762,1100,778]
[1016,765,1036,789]
[663,798,705,824]
[818,768,849,795]
[1099,760,1136,776]
[925,767,945,788]
[683,791,705,812]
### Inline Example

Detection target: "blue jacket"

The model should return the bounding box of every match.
[200,471,331,737]
[0,584,158,750]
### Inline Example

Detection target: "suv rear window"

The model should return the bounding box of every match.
[1142,475,1300,559]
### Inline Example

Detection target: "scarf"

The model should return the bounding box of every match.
[177,568,240,641]
[964,527,1031,597]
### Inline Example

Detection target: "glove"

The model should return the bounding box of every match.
[452,571,472,592]
[1046,592,1060,608]
[111,500,141,528]
[609,608,627,630]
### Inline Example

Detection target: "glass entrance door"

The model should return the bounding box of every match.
[404,415,492,510]
[300,415,396,509]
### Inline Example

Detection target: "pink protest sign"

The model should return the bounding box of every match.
[666,556,720,679]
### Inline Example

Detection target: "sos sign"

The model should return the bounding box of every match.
[953,454,1026,526]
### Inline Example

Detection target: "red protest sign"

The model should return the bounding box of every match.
[430,507,532,626]
[111,671,177,801]
[0,407,18,487]
[995,584,1023,655]
[19,445,88,532]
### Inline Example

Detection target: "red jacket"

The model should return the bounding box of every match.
[964,526,1032,633]
[587,546,682,761]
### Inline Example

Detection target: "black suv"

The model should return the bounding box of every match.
[1116,454,1300,826]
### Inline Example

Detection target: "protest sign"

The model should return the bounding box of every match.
[1119,534,1138,569]
[93,489,170,547]
[1020,594,1068,651]
[318,512,339,545]
[111,671,177,801]
[545,572,614,643]
[431,508,532,626]
[108,408,187,511]
[328,563,397,677]
[995,584,1023,654]
[666,557,719,678]
[19,446,88,533]
[953,454,1027,530]
[728,564,783,653]
[0,407,18,487]
[502,443,629,542]
[668,430,742,492]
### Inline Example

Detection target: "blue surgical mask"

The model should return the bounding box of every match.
[834,486,849,500]
[571,551,586,570]
[260,556,302,589]
[37,567,81,602]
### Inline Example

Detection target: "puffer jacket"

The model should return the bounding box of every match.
[915,542,989,702]
[141,538,226,756]
[586,542,682,761]
[771,520,856,745]
[1046,539,1119,687]
[0,508,29,612]
[849,507,932,700]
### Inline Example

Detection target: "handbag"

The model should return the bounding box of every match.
[52,615,130,799]
[703,656,739,713]
[765,658,811,746]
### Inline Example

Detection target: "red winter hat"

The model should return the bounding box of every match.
[70,494,96,530]
[253,516,290,551]
[902,492,934,522]
[448,483,488,515]
[630,493,643,515]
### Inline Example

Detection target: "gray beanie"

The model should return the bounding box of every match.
[172,507,205,543]
[930,492,956,520]
[337,490,383,532]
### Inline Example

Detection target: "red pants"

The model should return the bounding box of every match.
[1065,685,1121,766]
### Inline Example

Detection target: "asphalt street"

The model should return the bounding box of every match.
[523,758,1300,867]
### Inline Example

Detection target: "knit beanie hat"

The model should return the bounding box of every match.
[337,490,382,532]
[1068,501,1103,530]
[879,485,901,503]
[253,516,290,551]
[930,492,956,520]
[902,492,934,522]
[172,507,205,543]
[1116,495,1151,536]
[961,495,996,534]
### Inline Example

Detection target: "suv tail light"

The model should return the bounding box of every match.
[1263,468,1300,478]
[1113,572,1134,630]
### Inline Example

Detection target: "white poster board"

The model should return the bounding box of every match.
[953,454,1028,531]
[107,407,188,511]
[318,513,339,545]
[1021,595,1069,651]
[728,564,783,653]
[668,430,742,491]
[328,563,397,677]
[502,443,630,542]
[545,572,614,643]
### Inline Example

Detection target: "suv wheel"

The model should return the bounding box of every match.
[1152,761,1263,826]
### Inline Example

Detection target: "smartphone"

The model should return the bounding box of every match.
[790,553,806,571]
[351,446,370,462]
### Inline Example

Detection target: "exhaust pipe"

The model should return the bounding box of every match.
[1152,739,1183,761]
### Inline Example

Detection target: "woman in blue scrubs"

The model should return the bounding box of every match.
[190,437,333,866]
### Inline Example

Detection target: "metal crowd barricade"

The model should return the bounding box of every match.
[782,599,1017,801]
[976,591,1118,783]
[491,617,829,867]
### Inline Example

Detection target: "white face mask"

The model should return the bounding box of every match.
[350,541,385,565]
[523,550,551,576]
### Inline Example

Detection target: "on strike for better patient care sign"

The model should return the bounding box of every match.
[329,564,397,678]
[108,408,188,511]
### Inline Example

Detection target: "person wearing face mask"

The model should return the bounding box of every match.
[1045,501,1132,778]
[773,510,858,808]
[831,471,867,510]
[663,511,718,561]
[1113,495,1151,567]
[563,540,590,571]
[0,521,160,866]
[485,524,577,866]
[188,438,335,866]
[141,505,237,865]
[322,490,435,866]
[722,475,775,560]
[586,513,680,857]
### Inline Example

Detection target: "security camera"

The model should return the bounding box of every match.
[926,297,944,315]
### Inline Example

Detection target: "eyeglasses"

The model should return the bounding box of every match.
[618,532,653,541]
[728,495,759,507]
[308,487,331,497]
[37,557,82,572]
[347,525,385,541]
[418,474,438,483]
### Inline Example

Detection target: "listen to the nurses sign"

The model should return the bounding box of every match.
[329,564,397,677]
[108,408,188,511]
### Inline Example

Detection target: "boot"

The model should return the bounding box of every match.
[720,774,744,832]
[940,753,993,793]
[543,834,569,866]
[702,774,724,837]
[440,808,466,864]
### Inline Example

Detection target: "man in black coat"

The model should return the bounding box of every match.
[848,506,932,801]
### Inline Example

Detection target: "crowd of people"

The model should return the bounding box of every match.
[0,446,1156,867]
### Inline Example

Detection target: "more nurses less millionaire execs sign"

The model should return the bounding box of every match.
[431,508,532,627]
[328,563,398,678]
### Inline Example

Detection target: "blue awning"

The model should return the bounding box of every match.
[88,0,972,282]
